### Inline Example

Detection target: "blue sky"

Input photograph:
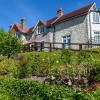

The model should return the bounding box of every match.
[0,0,100,31]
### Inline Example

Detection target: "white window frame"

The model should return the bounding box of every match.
[93,12,100,23]
[93,32,100,43]
[39,26,46,34]
[62,35,71,44]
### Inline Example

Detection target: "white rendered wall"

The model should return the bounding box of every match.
[90,12,100,38]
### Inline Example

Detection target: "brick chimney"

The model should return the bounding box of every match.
[57,8,64,17]
[21,17,26,30]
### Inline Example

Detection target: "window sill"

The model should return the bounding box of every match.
[92,22,100,24]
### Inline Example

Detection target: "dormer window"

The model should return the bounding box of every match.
[39,26,46,34]
[93,12,100,23]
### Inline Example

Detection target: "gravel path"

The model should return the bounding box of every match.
[23,76,47,83]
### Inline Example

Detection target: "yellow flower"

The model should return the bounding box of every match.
[42,59,45,61]
[56,60,59,63]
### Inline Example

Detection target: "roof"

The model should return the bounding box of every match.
[36,3,94,27]
[11,23,34,34]
[11,3,95,33]
[52,3,95,24]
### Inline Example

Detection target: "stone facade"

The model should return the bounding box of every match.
[32,3,100,50]
[33,15,89,49]
[54,15,89,49]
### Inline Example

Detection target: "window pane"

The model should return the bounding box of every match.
[39,26,46,33]
[93,12,100,23]
[63,35,71,44]
[94,32,100,43]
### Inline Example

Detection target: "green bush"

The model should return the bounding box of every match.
[0,50,100,81]
[89,63,100,82]
[0,57,32,79]
[0,77,100,100]
[0,56,7,62]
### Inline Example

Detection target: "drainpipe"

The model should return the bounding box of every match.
[52,25,55,48]
[89,11,92,45]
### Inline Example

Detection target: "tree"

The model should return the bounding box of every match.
[0,29,23,58]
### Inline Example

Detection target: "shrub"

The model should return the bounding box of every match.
[0,77,100,100]
[0,56,7,62]
[61,50,72,64]
[78,50,91,63]
[0,56,32,79]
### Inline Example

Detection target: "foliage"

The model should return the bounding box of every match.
[0,56,32,79]
[0,77,100,100]
[0,50,100,84]
[77,50,91,63]
[0,29,23,58]
[61,50,72,64]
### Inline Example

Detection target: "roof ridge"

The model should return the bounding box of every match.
[75,2,94,10]
[44,2,95,25]
[52,2,94,24]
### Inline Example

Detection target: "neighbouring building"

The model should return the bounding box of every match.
[10,2,100,49]
[10,17,34,44]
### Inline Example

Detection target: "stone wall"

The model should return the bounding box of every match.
[54,15,88,49]
[32,15,89,50]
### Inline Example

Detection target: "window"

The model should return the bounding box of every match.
[93,12,100,23]
[39,26,46,33]
[62,35,71,49]
[93,32,100,43]
[62,35,71,44]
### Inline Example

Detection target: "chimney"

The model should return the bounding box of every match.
[57,8,64,17]
[21,17,26,30]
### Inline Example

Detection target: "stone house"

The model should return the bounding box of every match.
[32,2,100,49]
[11,3,100,49]
[10,17,34,44]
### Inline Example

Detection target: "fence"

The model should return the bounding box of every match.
[23,42,100,52]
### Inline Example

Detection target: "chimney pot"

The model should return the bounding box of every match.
[21,17,26,30]
[57,8,64,17]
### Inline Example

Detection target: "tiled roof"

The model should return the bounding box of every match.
[47,17,57,25]
[11,3,94,33]
[44,3,94,26]
[12,23,34,34]
[52,3,94,24]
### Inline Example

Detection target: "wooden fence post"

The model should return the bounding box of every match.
[49,43,52,52]
[40,42,43,52]
[79,44,82,51]
[34,42,37,51]
[62,43,65,50]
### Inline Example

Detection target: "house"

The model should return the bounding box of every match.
[10,17,34,44]
[32,2,100,49]
[11,2,100,49]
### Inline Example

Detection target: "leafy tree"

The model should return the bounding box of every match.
[0,29,23,58]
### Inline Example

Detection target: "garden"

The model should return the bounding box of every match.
[0,29,100,100]
[0,49,100,100]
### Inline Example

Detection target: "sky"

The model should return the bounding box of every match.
[0,0,100,31]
